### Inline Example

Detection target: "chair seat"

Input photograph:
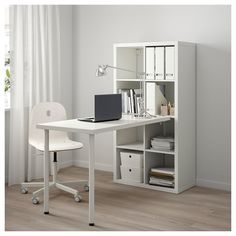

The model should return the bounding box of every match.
[30,139,83,152]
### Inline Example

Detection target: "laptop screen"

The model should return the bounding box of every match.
[95,94,122,122]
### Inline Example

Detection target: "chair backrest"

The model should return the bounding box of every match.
[29,102,68,147]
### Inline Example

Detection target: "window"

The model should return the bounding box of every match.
[4,7,10,109]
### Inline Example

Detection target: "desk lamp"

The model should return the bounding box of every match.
[96,65,151,118]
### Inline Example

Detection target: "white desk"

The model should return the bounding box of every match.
[37,115,170,226]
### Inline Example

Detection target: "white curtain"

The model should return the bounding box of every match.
[8,5,61,185]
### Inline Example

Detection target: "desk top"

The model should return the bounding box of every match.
[37,115,170,134]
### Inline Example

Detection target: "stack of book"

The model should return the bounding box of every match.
[118,89,141,114]
[150,136,174,151]
[149,167,174,188]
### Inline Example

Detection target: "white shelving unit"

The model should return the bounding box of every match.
[113,41,196,193]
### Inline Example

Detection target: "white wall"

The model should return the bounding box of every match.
[72,5,231,190]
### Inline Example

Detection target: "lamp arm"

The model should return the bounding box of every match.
[105,65,145,77]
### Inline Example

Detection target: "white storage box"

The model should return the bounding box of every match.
[120,151,143,168]
[120,166,143,183]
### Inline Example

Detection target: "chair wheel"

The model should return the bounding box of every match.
[21,187,28,194]
[32,197,40,205]
[84,184,89,192]
[74,194,82,202]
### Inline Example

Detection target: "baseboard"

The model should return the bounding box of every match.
[73,159,112,172]
[196,178,231,191]
[58,160,73,170]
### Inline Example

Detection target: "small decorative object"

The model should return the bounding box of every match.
[167,102,171,115]
[170,105,175,116]
[161,104,168,116]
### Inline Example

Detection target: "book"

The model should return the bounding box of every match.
[129,89,134,113]
[149,176,174,187]
[125,90,130,113]
[150,167,174,176]
[150,136,175,151]
[119,89,130,114]
[151,146,174,151]
[149,171,174,179]
[152,136,174,142]
[149,167,175,187]
[151,144,174,151]
[128,96,131,113]
[151,141,174,147]
[134,89,141,114]
[118,88,142,115]
[150,176,174,184]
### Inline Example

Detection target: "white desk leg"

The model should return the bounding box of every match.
[44,129,50,214]
[88,134,95,226]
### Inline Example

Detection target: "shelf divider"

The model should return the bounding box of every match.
[145,149,175,155]
[116,141,144,151]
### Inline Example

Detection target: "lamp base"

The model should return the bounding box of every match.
[132,112,155,119]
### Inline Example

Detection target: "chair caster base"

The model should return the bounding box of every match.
[32,197,40,205]
[89,223,95,226]
[21,187,28,194]
[74,194,82,202]
[44,211,49,214]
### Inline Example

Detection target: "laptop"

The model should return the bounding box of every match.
[78,94,122,122]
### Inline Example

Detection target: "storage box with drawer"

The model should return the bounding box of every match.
[120,151,143,183]
[120,166,143,183]
[120,151,143,168]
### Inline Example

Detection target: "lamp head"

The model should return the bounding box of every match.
[96,65,108,77]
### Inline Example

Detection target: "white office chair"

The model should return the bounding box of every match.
[21,102,88,204]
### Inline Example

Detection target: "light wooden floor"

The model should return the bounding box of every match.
[5,166,231,231]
